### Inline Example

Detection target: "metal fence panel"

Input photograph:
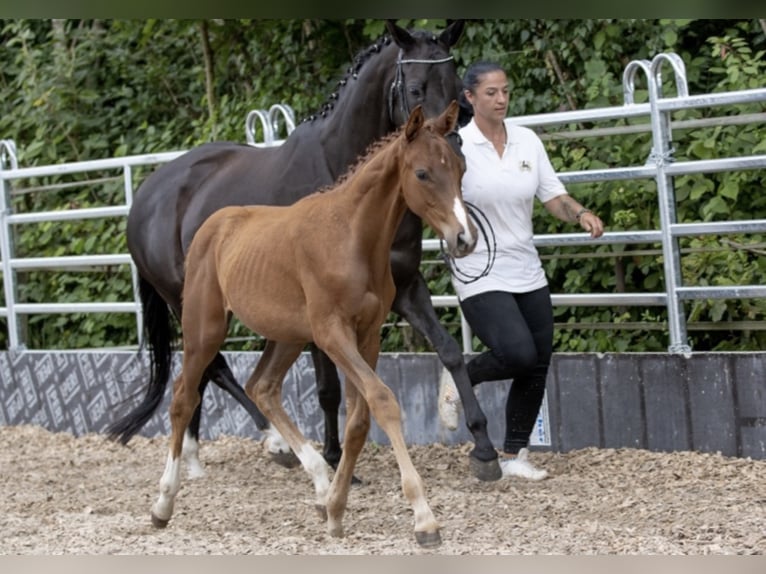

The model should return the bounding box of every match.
[0,52,765,353]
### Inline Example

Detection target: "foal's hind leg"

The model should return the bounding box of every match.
[151,363,214,527]
[206,352,298,470]
[151,309,229,527]
[310,344,362,485]
[245,341,333,511]
[323,378,370,537]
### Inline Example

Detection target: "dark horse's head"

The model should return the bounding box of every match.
[384,20,465,127]
[295,20,465,183]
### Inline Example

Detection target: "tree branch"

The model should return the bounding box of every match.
[199,20,216,133]
[545,49,577,111]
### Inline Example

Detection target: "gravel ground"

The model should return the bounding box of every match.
[1,424,764,555]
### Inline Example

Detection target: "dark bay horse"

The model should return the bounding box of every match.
[151,102,474,547]
[110,19,501,482]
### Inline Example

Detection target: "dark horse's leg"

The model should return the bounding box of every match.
[391,271,501,481]
[309,344,343,468]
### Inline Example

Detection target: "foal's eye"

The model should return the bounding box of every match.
[415,169,429,181]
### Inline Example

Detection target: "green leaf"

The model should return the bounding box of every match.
[719,180,739,201]
[662,29,677,47]
[593,30,605,51]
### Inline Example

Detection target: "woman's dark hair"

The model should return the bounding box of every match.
[458,61,505,126]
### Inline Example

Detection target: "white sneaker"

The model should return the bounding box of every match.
[438,368,461,431]
[499,448,548,481]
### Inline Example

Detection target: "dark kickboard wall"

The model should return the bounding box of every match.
[0,351,763,460]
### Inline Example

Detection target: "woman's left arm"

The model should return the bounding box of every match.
[544,194,605,238]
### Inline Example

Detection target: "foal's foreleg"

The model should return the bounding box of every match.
[322,334,440,548]
[245,341,333,512]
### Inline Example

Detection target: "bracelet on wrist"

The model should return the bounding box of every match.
[575,208,592,221]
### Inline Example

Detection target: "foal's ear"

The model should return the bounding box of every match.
[405,105,425,142]
[437,100,459,135]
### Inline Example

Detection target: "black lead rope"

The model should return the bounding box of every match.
[441,201,497,284]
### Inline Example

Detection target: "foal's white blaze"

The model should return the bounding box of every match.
[182,430,206,479]
[152,452,182,522]
[453,197,473,243]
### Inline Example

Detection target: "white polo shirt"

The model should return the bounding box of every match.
[451,118,567,301]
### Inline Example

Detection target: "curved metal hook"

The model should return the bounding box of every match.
[268,104,296,141]
[0,139,18,170]
[245,109,274,145]
[622,59,652,105]
[650,52,689,99]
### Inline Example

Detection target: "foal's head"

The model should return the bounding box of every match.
[400,100,477,258]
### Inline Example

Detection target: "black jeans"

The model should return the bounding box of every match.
[459,286,553,454]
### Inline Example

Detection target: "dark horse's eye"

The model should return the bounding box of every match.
[415,169,429,181]
[408,84,423,100]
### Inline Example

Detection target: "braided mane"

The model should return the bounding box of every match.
[300,34,394,124]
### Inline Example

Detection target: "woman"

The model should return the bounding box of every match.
[439,61,605,480]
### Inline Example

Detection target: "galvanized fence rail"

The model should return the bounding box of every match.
[1,53,765,354]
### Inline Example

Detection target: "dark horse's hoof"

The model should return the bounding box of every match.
[327,457,364,486]
[469,455,502,482]
[314,503,328,521]
[269,450,302,469]
[415,529,442,548]
[150,513,169,529]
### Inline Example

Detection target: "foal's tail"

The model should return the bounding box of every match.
[107,276,176,445]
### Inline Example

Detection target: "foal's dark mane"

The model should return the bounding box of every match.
[317,128,404,193]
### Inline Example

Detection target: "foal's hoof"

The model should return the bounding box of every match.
[269,450,301,469]
[415,529,442,548]
[469,455,502,482]
[150,513,170,529]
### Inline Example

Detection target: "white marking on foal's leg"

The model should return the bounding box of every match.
[182,430,206,479]
[453,197,473,244]
[295,443,332,503]
[151,451,182,525]
[263,425,291,455]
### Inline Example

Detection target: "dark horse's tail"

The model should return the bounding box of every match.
[107,276,175,445]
